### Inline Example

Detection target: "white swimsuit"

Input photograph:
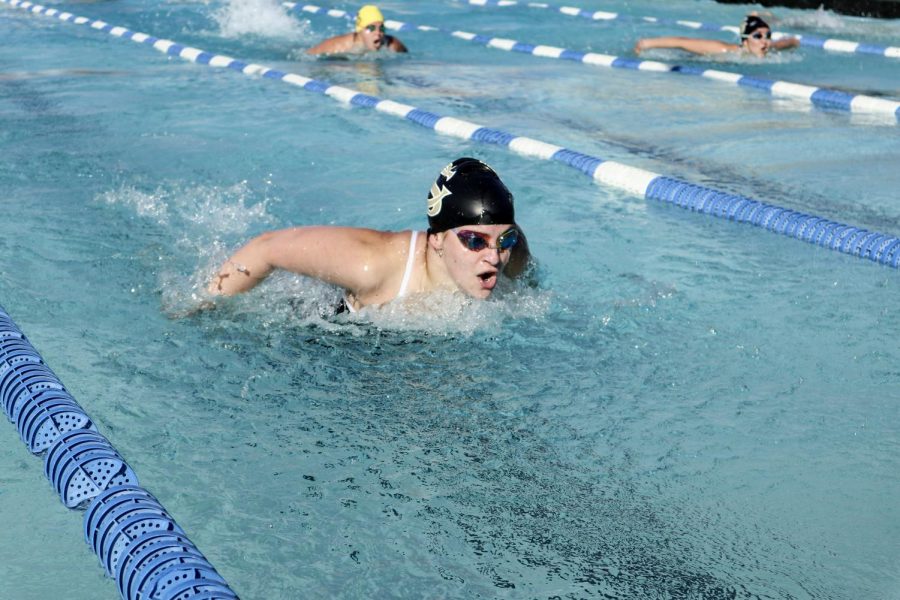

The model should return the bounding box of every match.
[342,230,418,313]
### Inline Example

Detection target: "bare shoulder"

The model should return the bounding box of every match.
[306,33,355,56]
[330,228,413,270]
[343,229,419,304]
[388,36,408,53]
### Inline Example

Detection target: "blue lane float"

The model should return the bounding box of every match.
[457,0,900,60]
[0,305,238,600]
[289,2,900,123]
[3,0,899,270]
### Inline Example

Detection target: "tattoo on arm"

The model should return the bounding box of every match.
[214,261,252,292]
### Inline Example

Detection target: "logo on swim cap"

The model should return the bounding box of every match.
[428,180,452,217]
[740,14,769,39]
[426,157,514,233]
[440,162,458,181]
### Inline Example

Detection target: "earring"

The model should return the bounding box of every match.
[436,248,444,258]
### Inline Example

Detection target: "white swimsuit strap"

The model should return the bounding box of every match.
[396,230,418,298]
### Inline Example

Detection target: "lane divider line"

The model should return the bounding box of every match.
[4,0,899,269]
[288,2,900,122]
[0,304,238,600]
[457,0,900,60]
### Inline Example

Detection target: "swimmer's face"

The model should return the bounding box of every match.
[744,27,772,57]
[359,21,386,51]
[436,224,517,300]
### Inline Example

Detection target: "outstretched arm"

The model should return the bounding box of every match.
[208,226,392,297]
[772,36,800,51]
[635,36,736,55]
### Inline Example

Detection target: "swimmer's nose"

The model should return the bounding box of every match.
[482,247,501,265]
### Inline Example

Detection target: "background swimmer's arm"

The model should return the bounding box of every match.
[634,37,736,55]
[773,36,800,50]
[388,36,408,53]
[504,229,531,279]
[208,226,391,296]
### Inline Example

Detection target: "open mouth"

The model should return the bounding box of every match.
[478,271,498,289]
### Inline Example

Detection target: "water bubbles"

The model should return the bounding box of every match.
[213,0,309,40]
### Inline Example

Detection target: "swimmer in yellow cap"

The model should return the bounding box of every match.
[306,4,408,56]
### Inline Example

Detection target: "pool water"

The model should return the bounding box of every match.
[1,0,899,598]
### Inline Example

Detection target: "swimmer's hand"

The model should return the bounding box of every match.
[163,297,217,320]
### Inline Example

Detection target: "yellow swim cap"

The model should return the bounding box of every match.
[355,5,384,32]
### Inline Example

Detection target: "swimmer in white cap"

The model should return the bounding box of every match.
[208,158,531,312]
[635,15,798,58]
[307,4,407,56]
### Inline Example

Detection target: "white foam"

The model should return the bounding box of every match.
[214,0,307,39]
[355,286,551,336]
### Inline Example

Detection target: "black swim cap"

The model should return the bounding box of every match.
[426,158,515,233]
[741,15,769,39]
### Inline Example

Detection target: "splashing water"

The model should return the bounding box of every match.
[779,6,900,38]
[98,181,279,317]
[213,0,308,39]
[99,181,550,332]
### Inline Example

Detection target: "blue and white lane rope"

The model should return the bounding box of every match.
[4,0,900,269]
[0,304,238,600]
[457,0,900,60]
[288,3,900,122]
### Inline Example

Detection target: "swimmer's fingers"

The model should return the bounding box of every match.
[163,298,217,320]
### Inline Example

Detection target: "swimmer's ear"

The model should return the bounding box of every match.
[427,230,446,254]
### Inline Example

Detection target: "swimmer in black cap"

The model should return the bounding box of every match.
[635,14,798,58]
[208,158,530,311]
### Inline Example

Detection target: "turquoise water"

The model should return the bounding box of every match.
[1,0,899,598]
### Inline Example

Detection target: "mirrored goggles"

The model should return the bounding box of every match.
[455,228,519,252]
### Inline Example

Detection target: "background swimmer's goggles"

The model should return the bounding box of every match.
[749,31,772,40]
[455,228,519,252]
[365,24,386,33]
